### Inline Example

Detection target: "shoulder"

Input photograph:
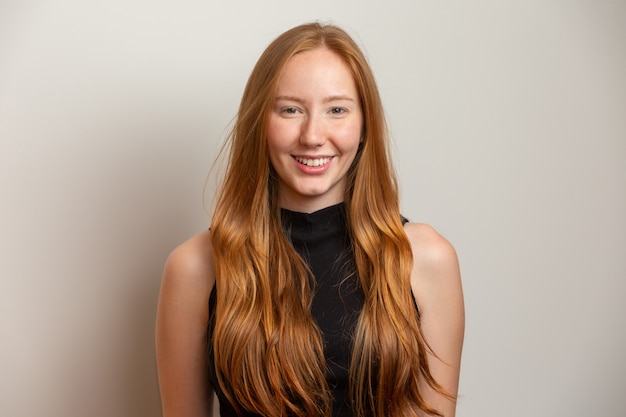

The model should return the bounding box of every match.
[402,222,463,318]
[403,222,459,279]
[159,230,216,323]
[156,230,216,416]
[163,230,215,287]
[402,223,465,415]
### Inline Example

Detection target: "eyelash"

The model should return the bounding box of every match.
[278,106,348,116]
[281,107,300,114]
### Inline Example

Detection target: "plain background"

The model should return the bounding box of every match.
[1,1,624,416]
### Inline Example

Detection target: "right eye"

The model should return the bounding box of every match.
[281,107,299,114]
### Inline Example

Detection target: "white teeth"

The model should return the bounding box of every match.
[296,157,331,167]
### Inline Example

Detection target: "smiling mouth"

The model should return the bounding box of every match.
[295,156,332,167]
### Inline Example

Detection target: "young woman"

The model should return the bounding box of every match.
[156,22,464,417]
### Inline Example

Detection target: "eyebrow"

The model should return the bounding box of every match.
[275,94,356,103]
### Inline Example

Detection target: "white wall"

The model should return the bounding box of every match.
[1,1,624,416]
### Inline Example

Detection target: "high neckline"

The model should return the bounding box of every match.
[280,201,345,217]
[281,202,347,235]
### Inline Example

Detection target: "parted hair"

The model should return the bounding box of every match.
[210,22,448,417]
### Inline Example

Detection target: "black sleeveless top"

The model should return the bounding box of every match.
[206,203,410,416]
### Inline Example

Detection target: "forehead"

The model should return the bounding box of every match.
[275,48,358,97]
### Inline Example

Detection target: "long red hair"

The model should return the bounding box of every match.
[210,22,448,416]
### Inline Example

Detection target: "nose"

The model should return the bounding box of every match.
[299,114,325,148]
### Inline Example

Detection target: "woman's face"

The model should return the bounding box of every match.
[267,47,363,213]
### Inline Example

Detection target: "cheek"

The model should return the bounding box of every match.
[337,122,363,152]
[266,121,291,170]
[266,118,293,150]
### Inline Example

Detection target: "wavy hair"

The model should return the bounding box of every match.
[210,22,449,417]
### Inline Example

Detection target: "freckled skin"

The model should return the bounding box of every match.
[267,48,363,213]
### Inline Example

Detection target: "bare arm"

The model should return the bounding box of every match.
[155,231,216,417]
[405,223,465,417]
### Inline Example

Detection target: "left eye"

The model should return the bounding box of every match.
[330,107,345,115]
